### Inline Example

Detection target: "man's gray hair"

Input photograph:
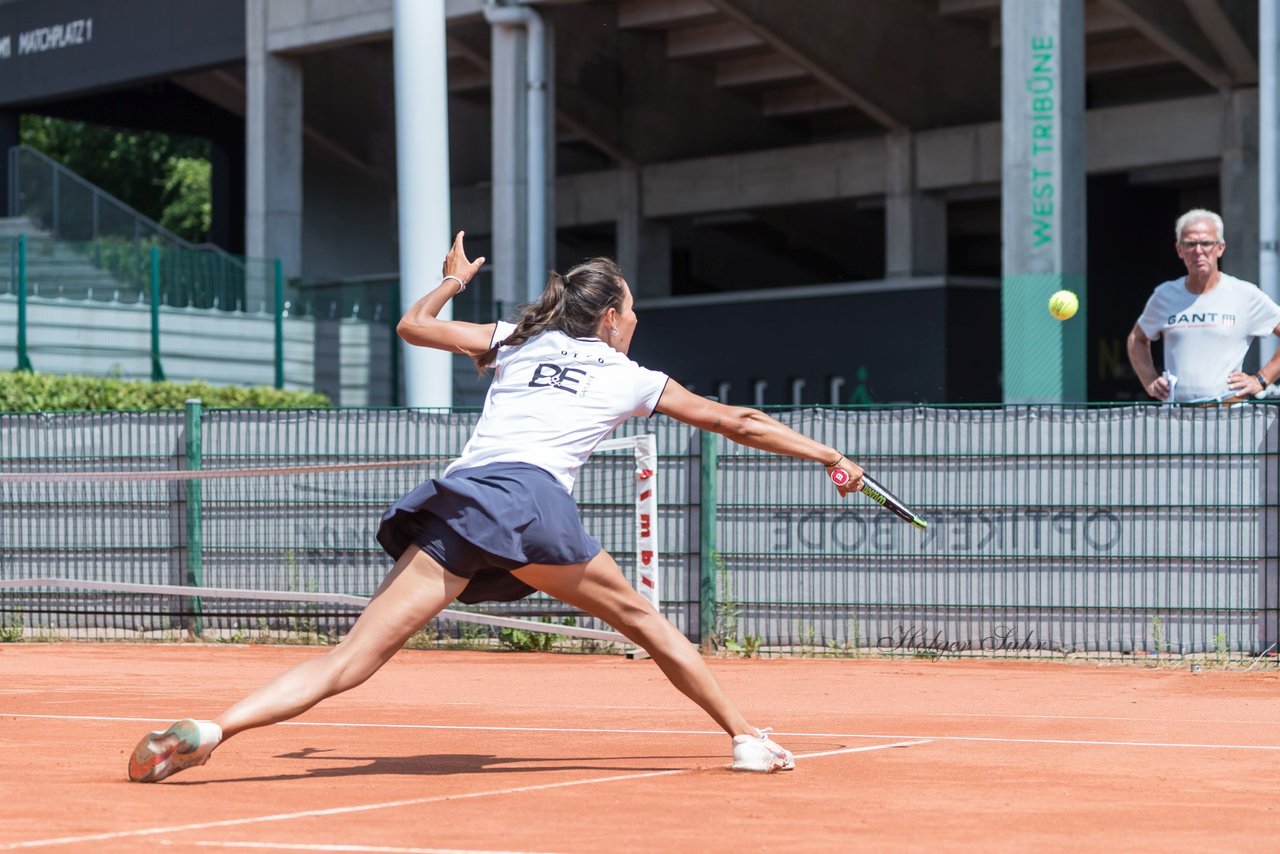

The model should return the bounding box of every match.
[1175,208,1224,243]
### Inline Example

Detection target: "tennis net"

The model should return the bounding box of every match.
[0,407,659,649]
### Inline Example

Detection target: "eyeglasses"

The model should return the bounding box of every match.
[1179,240,1222,251]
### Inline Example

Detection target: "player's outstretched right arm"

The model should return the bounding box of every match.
[654,381,865,495]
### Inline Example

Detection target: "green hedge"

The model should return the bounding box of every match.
[0,371,330,411]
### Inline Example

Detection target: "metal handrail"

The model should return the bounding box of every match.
[6,144,244,273]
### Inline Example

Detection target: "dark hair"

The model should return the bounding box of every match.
[475,257,625,373]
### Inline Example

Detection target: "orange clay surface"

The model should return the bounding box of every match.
[2,644,1279,852]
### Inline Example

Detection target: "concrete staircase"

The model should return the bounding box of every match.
[0,217,42,238]
[1,217,143,302]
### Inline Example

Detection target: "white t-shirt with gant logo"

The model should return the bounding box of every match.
[1137,274,1280,401]
[444,321,669,491]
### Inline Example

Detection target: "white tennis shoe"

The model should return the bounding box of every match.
[128,719,222,783]
[731,727,795,773]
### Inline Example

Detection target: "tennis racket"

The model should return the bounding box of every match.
[830,469,928,530]
[1164,371,1250,406]
[1182,389,1249,406]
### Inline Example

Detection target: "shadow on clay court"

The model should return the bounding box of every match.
[163,748,695,785]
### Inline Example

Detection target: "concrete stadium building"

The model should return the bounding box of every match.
[0,0,1267,404]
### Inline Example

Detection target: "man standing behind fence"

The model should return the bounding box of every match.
[1127,209,1280,403]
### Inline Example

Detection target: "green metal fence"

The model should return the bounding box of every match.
[287,269,496,326]
[2,234,275,311]
[286,270,500,406]
[1,404,1277,662]
[3,235,287,385]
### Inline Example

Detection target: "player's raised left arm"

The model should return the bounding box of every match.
[397,230,495,355]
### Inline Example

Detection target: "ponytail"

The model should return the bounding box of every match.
[475,257,624,373]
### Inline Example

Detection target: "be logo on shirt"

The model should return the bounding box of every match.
[529,363,588,394]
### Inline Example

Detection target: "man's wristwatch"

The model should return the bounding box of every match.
[1257,371,1269,389]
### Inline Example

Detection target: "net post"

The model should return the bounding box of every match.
[273,258,285,389]
[591,433,664,657]
[15,234,32,372]
[635,433,660,611]
[698,428,718,652]
[628,433,661,661]
[390,276,402,406]
[184,399,205,637]
[150,246,165,381]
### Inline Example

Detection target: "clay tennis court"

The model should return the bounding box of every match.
[2,644,1279,852]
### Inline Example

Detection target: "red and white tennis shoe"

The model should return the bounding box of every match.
[128,718,222,783]
[731,727,795,773]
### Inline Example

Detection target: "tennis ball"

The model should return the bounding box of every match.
[1048,290,1079,320]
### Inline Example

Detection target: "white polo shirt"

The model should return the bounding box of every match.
[444,322,670,491]
[1137,274,1280,401]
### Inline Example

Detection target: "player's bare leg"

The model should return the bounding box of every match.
[514,552,794,771]
[128,546,467,782]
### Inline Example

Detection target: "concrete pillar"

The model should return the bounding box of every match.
[1221,89,1259,286]
[885,131,947,278]
[1262,1,1279,367]
[489,18,526,316]
[487,2,554,307]
[245,0,303,307]
[0,110,17,218]
[536,16,555,299]
[1000,0,1087,403]
[617,167,672,298]
[394,0,454,408]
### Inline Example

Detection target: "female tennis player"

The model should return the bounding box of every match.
[128,231,866,782]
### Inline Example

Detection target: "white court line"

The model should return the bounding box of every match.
[5,712,1280,751]
[5,717,732,742]
[795,740,932,760]
[160,744,917,854]
[927,711,1280,726]
[0,742,923,851]
[789,730,1280,751]
[329,703,1280,727]
[12,691,1280,726]
[0,769,691,850]
[166,842,557,854]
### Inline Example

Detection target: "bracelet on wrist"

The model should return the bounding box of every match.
[824,453,844,468]
[442,275,467,292]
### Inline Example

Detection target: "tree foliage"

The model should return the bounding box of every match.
[19,116,213,243]
[160,157,213,241]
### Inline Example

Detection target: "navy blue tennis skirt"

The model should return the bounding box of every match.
[376,461,601,604]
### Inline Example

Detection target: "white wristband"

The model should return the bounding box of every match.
[442,275,466,292]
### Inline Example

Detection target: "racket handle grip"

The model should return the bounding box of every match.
[829,468,850,486]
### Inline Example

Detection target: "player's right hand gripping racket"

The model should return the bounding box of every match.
[830,469,928,530]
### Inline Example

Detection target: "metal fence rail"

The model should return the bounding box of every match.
[2,236,297,387]
[2,239,412,403]
[7,145,254,307]
[2,233,274,312]
[1,404,1276,660]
